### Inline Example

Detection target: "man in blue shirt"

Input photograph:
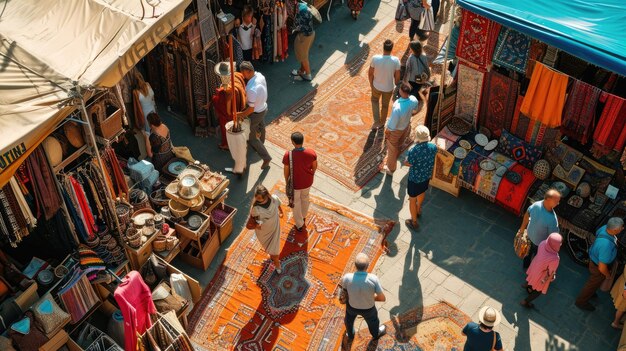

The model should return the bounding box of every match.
[575,217,624,311]
[518,189,560,269]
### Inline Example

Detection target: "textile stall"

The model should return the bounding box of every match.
[429,2,626,267]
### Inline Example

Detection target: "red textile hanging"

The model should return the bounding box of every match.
[592,93,626,157]
[456,9,501,71]
[70,176,97,238]
[561,80,602,144]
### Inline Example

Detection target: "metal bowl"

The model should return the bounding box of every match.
[177,175,201,200]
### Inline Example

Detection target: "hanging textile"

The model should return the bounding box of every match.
[25,147,62,220]
[102,147,129,200]
[260,13,274,63]
[561,80,602,144]
[556,51,589,79]
[0,188,23,247]
[478,70,520,138]
[492,27,531,74]
[58,269,100,323]
[520,62,568,128]
[69,176,97,238]
[455,63,485,124]
[456,9,501,70]
[592,93,626,158]
[9,177,36,229]
[542,46,559,67]
[190,58,208,126]
[114,271,157,351]
[62,189,90,242]
[526,40,548,78]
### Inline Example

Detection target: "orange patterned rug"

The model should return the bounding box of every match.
[187,183,392,350]
[266,21,447,191]
[345,301,471,351]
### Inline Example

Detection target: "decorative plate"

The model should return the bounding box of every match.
[454,147,468,159]
[459,140,472,150]
[187,215,203,230]
[479,126,492,139]
[496,165,508,177]
[167,160,187,175]
[480,159,496,171]
[576,182,591,198]
[447,117,472,136]
[474,134,489,146]
[506,171,522,184]
[132,212,155,226]
[568,195,584,208]
[484,139,498,151]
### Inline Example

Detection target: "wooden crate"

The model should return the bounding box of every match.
[211,203,237,244]
[124,234,157,270]
[179,226,219,271]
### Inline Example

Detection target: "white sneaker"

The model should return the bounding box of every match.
[374,325,387,339]
[275,263,282,274]
[382,165,394,176]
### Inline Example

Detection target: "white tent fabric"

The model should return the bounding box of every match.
[0,0,191,186]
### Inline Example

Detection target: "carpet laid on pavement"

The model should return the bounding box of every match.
[187,183,390,351]
[347,301,471,350]
[265,20,446,191]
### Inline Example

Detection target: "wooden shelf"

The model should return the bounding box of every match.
[53,144,90,173]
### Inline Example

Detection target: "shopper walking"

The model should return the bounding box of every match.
[404,125,437,231]
[521,233,562,308]
[403,41,431,98]
[610,264,626,329]
[518,189,560,269]
[237,61,272,169]
[250,185,284,273]
[382,83,425,175]
[347,0,364,19]
[575,217,624,311]
[461,306,503,351]
[406,0,430,41]
[282,132,317,232]
[292,0,318,81]
[369,39,401,130]
[340,253,387,341]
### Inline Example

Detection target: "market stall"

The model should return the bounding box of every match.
[430,1,626,262]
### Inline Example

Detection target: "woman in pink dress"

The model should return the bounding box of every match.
[521,233,562,308]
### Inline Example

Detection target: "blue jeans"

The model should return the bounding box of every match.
[345,305,380,338]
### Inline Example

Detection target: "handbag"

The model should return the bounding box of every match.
[172,146,195,163]
[338,287,349,305]
[514,230,531,259]
[395,0,410,21]
[600,261,618,292]
[418,6,435,31]
[32,294,71,335]
[287,151,295,208]
[246,214,258,230]
[412,55,430,84]
[152,283,186,314]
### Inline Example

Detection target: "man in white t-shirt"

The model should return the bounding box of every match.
[368,39,401,130]
[237,61,272,169]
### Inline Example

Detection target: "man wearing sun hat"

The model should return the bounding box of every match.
[403,124,438,231]
[462,306,503,351]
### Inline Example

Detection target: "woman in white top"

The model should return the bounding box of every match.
[132,72,157,157]
[250,185,284,273]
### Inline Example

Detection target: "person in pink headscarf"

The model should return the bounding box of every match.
[521,233,562,308]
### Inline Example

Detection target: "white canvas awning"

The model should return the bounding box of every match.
[0,0,191,186]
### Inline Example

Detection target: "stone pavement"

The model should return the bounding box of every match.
[159,1,621,350]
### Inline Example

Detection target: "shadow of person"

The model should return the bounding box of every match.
[502,304,531,351]
[373,174,408,257]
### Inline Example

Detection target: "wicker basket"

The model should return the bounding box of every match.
[153,236,167,252]
[95,96,124,139]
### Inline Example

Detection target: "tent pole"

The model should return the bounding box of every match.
[78,96,124,239]
[435,1,456,134]
[229,35,237,131]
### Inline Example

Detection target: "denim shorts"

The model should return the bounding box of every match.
[407,179,429,197]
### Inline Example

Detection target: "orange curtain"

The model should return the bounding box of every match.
[520,62,568,128]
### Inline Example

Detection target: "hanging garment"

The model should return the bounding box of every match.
[25,146,62,220]
[520,62,568,128]
[114,271,157,351]
[70,176,97,238]
[561,80,602,144]
[592,93,626,157]
[104,148,129,200]
[10,177,36,229]
[62,189,89,242]
[0,189,22,247]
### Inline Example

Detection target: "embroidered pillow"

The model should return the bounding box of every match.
[495,130,543,169]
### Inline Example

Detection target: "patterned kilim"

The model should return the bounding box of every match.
[478,70,520,138]
[492,27,531,74]
[187,184,389,351]
[455,63,485,124]
[265,20,447,191]
[348,301,471,350]
[456,9,501,70]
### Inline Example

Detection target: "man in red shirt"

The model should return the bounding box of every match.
[283,132,317,231]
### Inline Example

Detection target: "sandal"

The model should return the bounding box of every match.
[405,219,419,231]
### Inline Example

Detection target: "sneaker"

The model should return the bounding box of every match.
[275,262,282,274]
[373,325,387,339]
[294,74,313,81]
[291,69,301,76]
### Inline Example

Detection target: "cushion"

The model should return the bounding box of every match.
[495,130,543,169]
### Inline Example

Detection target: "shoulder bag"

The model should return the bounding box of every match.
[395,0,410,21]
[413,55,430,84]
[338,286,349,305]
[287,151,295,208]
[514,229,531,259]
[246,213,258,230]
[491,331,497,350]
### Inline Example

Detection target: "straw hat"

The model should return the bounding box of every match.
[214,62,231,77]
[63,121,85,148]
[42,136,63,166]
[415,125,431,143]
[478,306,501,327]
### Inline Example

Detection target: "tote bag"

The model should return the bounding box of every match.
[419,7,435,31]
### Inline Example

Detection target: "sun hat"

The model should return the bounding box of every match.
[415,125,431,143]
[214,61,231,77]
[478,306,501,327]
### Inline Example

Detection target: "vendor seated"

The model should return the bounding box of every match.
[147,112,175,172]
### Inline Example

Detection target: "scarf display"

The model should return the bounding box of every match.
[592,93,626,158]
[456,9,501,70]
[520,62,568,128]
[492,27,532,73]
[102,147,129,200]
[561,80,602,144]
[25,146,62,220]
